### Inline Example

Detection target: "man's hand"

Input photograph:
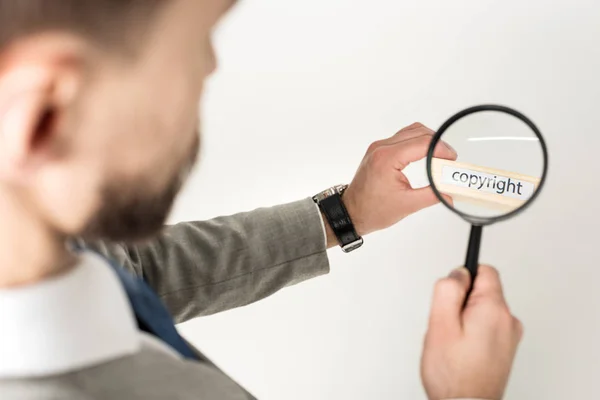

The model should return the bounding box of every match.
[421,266,523,400]
[340,123,457,239]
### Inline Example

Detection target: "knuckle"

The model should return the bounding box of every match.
[406,122,435,135]
[494,307,514,328]
[501,309,515,326]
[479,302,512,325]
[406,122,425,130]
[366,140,382,154]
[513,317,524,340]
[416,134,433,146]
[368,146,389,167]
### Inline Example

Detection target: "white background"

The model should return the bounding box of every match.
[172,1,600,399]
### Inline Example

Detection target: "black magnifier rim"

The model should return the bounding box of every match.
[426,104,549,226]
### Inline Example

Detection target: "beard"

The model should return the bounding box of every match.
[80,132,200,243]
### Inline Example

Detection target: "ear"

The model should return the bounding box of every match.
[0,37,82,182]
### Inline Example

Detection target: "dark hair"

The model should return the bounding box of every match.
[0,1,164,53]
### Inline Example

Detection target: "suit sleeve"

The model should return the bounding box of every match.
[80,198,331,323]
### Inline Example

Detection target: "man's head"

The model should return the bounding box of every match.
[0,0,234,242]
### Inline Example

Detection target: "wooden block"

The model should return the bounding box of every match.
[430,158,541,212]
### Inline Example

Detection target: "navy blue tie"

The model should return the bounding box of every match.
[75,246,198,360]
[107,261,199,360]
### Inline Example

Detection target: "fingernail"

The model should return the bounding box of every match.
[448,267,468,280]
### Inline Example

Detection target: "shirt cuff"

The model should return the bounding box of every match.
[314,202,328,248]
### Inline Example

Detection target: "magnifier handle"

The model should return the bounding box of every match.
[463,225,483,306]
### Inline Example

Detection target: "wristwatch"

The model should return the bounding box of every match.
[312,184,363,253]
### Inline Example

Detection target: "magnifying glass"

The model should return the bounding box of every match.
[426,104,549,300]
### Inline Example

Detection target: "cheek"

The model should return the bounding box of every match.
[72,38,206,193]
[150,78,200,164]
[118,92,198,191]
[111,70,199,173]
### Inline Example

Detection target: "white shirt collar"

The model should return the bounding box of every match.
[0,251,141,378]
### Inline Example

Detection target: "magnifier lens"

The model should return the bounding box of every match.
[429,111,545,221]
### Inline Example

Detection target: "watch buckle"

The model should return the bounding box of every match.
[341,237,364,253]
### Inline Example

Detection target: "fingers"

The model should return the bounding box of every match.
[402,122,432,133]
[366,123,454,158]
[373,134,457,171]
[468,265,506,305]
[441,194,455,208]
[362,123,458,220]
[377,122,435,147]
[428,267,472,335]
[465,265,523,345]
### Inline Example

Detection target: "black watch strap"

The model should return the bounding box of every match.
[319,193,363,253]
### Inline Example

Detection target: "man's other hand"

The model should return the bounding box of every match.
[421,266,523,400]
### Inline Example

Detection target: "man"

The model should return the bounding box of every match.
[0,1,522,399]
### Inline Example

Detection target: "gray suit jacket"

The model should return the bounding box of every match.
[1,198,330,399]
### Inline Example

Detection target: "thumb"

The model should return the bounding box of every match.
[428,267,472,334]
[403,186,454,216]
[403,186,440,214]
